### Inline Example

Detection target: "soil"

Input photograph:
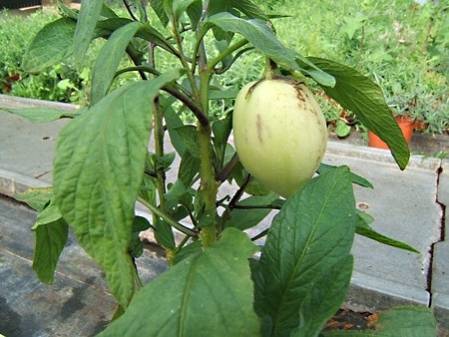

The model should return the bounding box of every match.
[326,309,374,331]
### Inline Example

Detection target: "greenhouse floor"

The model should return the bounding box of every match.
[0,96,448,336]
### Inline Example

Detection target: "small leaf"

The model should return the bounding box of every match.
[318,163,373,189]
[15,187,53,211]
[54,71,181,307]
[173,240,202,264]
[22,18,76,73]
[356,211,419,253]
[150,0,169,26]
[308,58,410,170]
[178,154,200,186]
[2,107,78,123]
[335,120,352,138]
[323,306,437,337]
[32,199,68,284]
[96,228,260,337]
[255,167,357,337]
[173,0,197,20]
[129,216,151,258]
[209,87,239,100]
[73,0,105,68]
[226,193,279,230]
[91,22,142,104]
[213,114,232,164]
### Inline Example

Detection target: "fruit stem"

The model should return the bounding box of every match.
[265,57,275,80]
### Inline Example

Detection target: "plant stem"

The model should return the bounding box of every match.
[197,72,217,246]
[216,153,239,183]
[172,16,200,102]
[251,228,270,241]
[123,0,138,21]
[148,43,167,211]
[139,198,198,237]
[208,39,249,71]
[116,64,209,126]
[218,174,251,231]
[233,204,282,210]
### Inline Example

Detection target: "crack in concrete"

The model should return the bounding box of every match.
[427,161,446,307]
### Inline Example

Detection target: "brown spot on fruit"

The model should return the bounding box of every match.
[256,114,263,143]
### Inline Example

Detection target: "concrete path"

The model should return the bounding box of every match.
[0,104,447,334]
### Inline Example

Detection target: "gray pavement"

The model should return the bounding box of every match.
[0,99,448,333]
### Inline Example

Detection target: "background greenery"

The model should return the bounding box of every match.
[0,0,448,134]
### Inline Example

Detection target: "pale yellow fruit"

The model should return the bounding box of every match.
[233,79,328,198]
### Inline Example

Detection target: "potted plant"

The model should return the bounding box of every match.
[7,0,437,336]
[368,91,425,149]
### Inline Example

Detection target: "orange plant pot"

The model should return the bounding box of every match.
[368,116,415,150]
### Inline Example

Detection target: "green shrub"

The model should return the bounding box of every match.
[1,1,448,133]
[0,10,91,104]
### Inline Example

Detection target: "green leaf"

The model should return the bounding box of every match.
[178,154,200,186]
[15,187,53,211]
[22,18,76,73]
[165,180,192,210]
[147,152,176,173]
[173,0,197,20]
[32,200,68,284]
[54,71,181,307]
[323,306,437,337]
[2,107,78,123]
[207,13,334,87]
[95,228,260,337]
[129,216,151,258]
[91,22,142,104]
[335,120,352,138]
[150,0,169,26]
[255,167,357,337]
[291,256,354,337]
[73,0,105,68]
[173,240,202,264]
[318,164,373,189]
[209,87,239,100]
[212,114,232,164]
[231,0,268,20]
[308,58,410,170]
[226,193,279,230]
[356,211,419,253]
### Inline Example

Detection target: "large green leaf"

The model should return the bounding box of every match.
[2,107,79,123]
[32,200,68,284]
[308,58,410,170]
[323,306,437,337]
[206,13,334,87]
[291,256,354,337]
[22,18,76,73]
[356,211,419,253]
[54,71,181,307]
[96,228,260,337]
[73,0,105,68]
[255,167,357,337]
[91,22,142,104]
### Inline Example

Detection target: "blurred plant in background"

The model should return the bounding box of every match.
[1,0,448,134]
